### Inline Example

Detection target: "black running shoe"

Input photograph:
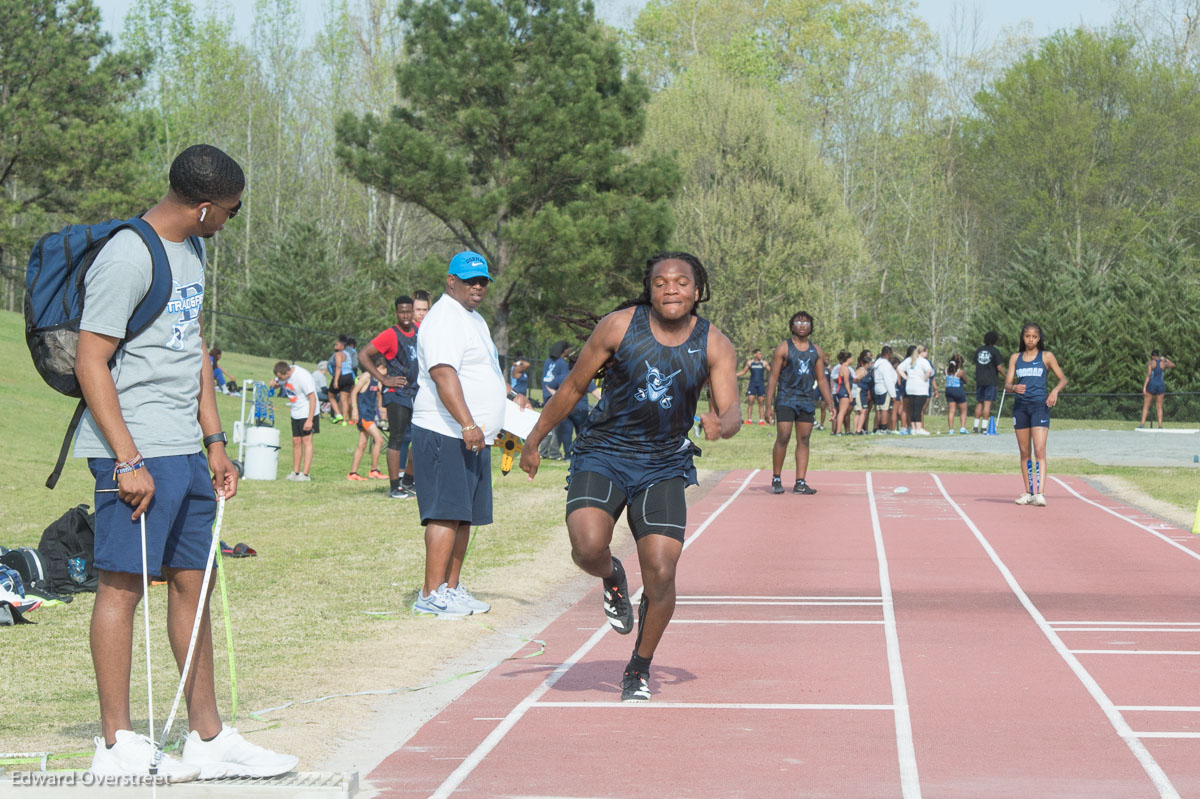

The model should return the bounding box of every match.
[621,669,651,702]
[602,558,634,635]
[793,479,817,495]
[771,476,784,494]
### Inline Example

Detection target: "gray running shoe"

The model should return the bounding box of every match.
[793,479,817,495]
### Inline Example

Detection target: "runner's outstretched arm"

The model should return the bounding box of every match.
[520,309,632,480]
[701,327,742,439]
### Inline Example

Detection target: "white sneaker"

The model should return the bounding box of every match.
[1015,492,1035,505]
[444,582,490,613]
[182,725,298,779]
[293,473,311,482]
[412,586,471,618]
[1033,493,1047,507]
[285,472,299,481]
[914,429,931,436]
[89,730,200,783]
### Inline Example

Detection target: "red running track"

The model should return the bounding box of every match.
[367,470,1200,798]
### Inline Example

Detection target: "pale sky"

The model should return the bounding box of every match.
[94,0,1119,46]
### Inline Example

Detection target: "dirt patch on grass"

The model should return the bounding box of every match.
[1084,475,1196,530]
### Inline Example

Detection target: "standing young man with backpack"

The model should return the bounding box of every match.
[75,145,296,781]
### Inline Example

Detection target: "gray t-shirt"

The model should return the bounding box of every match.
[73,229,207,458]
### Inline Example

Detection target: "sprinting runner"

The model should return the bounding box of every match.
[765,312,835,493]
[1139,349,1175,429]
[736,348,769,425]
[347,370,385,480]
[1005,322,1067,506]
[944,354,968,434]
[520,252,740,702]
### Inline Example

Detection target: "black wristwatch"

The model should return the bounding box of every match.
[203,432,228,448]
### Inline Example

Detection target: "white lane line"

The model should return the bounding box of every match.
[866,472,921,799]
[532,702,895,710]
[429,470,758,799]
[677,600,882,606]
[673,619,884,625]
[1051,476,1200,563]
[677,595,882,600]
[1071,650,1200,656]
[932,474,1179,799]
[1055,628,1200,633]
[1117,706,1200,712]
[1050,621,1200,626]
[1135,732,1200,739]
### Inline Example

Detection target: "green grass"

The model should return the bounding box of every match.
[1,307,1197,765]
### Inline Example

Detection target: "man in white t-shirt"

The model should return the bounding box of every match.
[272,361,318,480]
[410,251,532,618]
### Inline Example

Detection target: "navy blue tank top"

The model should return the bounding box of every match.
[383,325,419,407]
[748,361,766,385]
[858,366,872,393]
[1014,350,1048,405]
[357,376,379,419]
[573,305,710,457]
[777,339,820,408]
[1151,358,1164,382]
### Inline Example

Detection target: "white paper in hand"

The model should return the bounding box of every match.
[502,400,540,439]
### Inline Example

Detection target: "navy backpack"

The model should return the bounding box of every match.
[24,216,202,488]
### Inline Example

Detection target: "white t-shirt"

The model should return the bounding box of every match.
[413,294,506,444]
[74,229,207,458]
[872,357,898,397]
[905,357,933,397]
[280,366,317,420]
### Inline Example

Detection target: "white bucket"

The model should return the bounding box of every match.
[243,426,281,481]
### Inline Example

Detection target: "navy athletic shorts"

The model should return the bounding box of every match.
[412,426,493,526]
[945,387,968,404]
[89,453,217,578]
[976,385,998,403]
[746,382,766,398]
[1012,401,1050,430]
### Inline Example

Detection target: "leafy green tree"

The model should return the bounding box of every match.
[336,0,680,350]
[0,0,152,307]
[962,30,1200,274]
[641,61,864,354]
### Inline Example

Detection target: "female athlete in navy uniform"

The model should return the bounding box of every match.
[1139,349,1175,429]
[736,349,770,424]
[520,253,741,702]
[765,312,835,493]
[1005,323,1067,506]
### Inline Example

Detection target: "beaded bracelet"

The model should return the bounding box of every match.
[113,454,145,479]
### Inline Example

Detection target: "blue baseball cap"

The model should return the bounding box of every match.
[448,251,492,281]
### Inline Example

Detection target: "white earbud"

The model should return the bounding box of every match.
[200,207,207,222]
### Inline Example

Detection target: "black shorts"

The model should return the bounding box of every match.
[775,404,815,424]
[291,417,319,437]
[385,402,414,451]
[329,373,354,396]
[566,471,688,542]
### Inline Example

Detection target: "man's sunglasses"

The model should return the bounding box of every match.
[206,199,241,219]
[460,276,490,287]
